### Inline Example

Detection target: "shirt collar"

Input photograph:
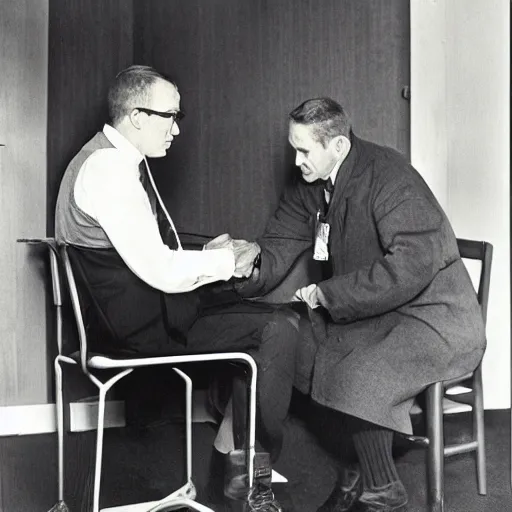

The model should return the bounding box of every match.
[103,124,144,165]
[327,157,344,185]
[327,132,355,185]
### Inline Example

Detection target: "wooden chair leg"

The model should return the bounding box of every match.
[472,365,487,495]
[426,382,444,512]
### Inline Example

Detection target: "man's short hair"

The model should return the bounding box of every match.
[108,65,177,125]
[289,97,351,146]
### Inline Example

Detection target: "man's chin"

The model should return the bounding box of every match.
[301,173,318,183]
[147,149,168,158]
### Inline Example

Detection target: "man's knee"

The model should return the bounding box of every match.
[257,309,299,369]
[262,309,299,344]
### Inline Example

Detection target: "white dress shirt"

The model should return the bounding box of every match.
[74,124,235,293]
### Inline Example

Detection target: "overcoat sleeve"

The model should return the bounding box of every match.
[317,176,453,323]
[237,181,314,298]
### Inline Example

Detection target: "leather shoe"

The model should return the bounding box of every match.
[225,449,283,511]
[356,480,408,511]
[317,465,362,512]
[245,483,283,511]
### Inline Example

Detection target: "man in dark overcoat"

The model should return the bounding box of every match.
[234,98,486,512]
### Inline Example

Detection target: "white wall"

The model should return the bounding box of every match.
[410,0,448,206]
[411,0,510,409]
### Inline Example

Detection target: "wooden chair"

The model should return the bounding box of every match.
[409,238,493,512]
[252,238,493,512]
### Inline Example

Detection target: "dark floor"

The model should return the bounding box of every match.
[1,397,511,512]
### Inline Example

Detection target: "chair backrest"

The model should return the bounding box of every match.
[17,238,66,354]
[456,238,493,325]
[60,244,92,373]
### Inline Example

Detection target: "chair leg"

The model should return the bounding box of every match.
[91,370,132,512]
[173,368,194,484]
[245,358,258,489]
[426,382,444,512]
[55,357,65,502]
[472,365,487,495]
[92,386,108,512]
[50,356,72,512]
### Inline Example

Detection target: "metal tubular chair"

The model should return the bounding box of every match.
[409,238,493,512]
[21,238,258,512]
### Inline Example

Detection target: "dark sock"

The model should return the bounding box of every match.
[352,428,400,489]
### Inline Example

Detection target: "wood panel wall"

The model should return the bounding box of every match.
[47,0,135,235]
[0,1,49,406]
[0,0,134,407]
[134,0,410,239]
[44,0,136,402]
[1,0,409,407]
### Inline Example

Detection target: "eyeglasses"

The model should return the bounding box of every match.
[135,107,185,122]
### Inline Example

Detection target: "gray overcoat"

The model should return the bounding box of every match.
[241,134,486,435]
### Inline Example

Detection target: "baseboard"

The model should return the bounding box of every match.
[4,393,500,437]
[0,403,57,436]
[69,399,126,432]
[0,400,125,436]
[0,389,215,437]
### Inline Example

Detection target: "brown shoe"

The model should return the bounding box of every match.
[357,480,408,512]
[317,465,362,512]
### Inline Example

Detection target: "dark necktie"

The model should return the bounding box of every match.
[321,177,334,278]
[139,161,157,213]
[323,177,335,212]
[138,160,179,249]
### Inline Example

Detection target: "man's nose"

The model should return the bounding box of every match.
[295,152,304,167]
[171,121,180,136]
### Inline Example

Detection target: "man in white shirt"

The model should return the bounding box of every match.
[55,65,297,511]
[57,67,251,290]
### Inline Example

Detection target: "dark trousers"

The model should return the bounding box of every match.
[187,303,299,462]
[69,245,298,459]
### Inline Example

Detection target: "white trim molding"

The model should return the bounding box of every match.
[0,389,217,437]
[0,400,125,437]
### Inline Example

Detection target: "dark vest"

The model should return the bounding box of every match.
[55,131,201,356]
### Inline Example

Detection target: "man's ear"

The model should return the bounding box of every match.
[333,135,350,155]
[129,109,143,130]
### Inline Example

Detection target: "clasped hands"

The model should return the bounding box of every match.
[205,233,327,308]
[204,233,261,278]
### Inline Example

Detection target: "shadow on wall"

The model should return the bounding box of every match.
[150,131,297,240]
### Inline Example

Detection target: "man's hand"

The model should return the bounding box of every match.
[204,233,234,251]
[293,283,326,309]
[205,234,260,278]
[233,240,261,278]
